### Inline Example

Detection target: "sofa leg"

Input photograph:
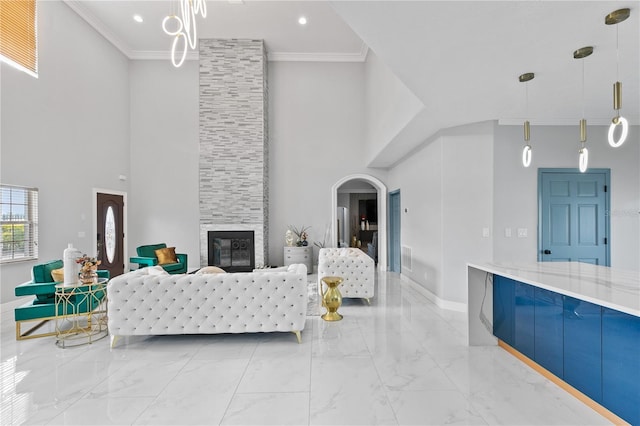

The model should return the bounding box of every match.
[292,331,301,344]
[365,298,371,305]
[110,335,119,349]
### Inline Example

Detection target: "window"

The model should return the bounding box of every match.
[1,184,38,263]
[0,0,38,77]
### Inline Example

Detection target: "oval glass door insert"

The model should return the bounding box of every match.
[105,206,116,263]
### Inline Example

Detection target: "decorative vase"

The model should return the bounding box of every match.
[79,269,97,284]
[285,230,294,247]
[321,276,344,321]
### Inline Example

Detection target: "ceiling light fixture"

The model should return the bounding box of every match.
[298,16,307,25]
[162,0,207,68]
[574,46,593,173]
[519,72,534,168]
[605,8,630,148]
[133,14,143,23]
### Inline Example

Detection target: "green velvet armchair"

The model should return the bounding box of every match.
[130,243,188,274]
[14,259,110,340]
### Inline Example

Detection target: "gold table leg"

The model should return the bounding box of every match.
[321,276,344,321]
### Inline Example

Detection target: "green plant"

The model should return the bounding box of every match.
[288,225,311,247]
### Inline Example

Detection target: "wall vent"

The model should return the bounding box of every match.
[402,246,412,271]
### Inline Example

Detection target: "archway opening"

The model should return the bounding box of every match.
[331,174,387,271]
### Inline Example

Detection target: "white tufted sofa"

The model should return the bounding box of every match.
[107,264,308,347]
[317,248,374,301]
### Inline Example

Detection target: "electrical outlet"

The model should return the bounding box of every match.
[482,227,490,238]
[517,228,528,238]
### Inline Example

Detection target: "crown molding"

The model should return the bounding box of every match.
[63,0,133,59]
[268,43,369,62]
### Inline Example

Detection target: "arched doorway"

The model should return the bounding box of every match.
[331,174,387,271]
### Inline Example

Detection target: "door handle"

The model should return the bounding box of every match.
[543,249,552,255]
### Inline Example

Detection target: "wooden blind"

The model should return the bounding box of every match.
[0,0,37,76]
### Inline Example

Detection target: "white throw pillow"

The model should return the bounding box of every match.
[147,265,170,276]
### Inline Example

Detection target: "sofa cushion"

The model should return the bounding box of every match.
[137,244,167,258]
[32,260,64,283]
[51,268,64,283]
[155,247,177,265]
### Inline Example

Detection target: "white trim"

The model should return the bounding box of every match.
[62,2,369,64]
[93,189,128,273]
[331,174,387,271]
[401,274,467,313]
[63,0,133,59]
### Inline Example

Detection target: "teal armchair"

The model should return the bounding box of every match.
[130,243,188,274]
[14,259,109,340]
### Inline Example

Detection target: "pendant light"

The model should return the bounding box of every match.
[605,8,630,147]
[574,46,593,173]
[519,73,535,167]
[162,0,207,68]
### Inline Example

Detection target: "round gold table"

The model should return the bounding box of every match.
[321,276,344,321]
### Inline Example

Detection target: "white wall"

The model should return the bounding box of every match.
[128,60,200,269]
[387,122,494,307]
[363,50,423,166]
[268,61,388,266]
[0,0,130,303]
[493,124,640,271]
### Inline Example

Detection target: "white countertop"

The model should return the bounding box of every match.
[468,261,640,317]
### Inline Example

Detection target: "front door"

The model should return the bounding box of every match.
[96,192,125,277]
[389,190,401,272]
[539,169,610,265]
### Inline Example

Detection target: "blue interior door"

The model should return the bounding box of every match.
[539,169,609,265]
[389,190,401,272]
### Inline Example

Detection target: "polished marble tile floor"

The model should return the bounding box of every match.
[1,272,610,425]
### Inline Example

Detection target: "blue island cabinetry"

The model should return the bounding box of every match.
[492,274,639,425]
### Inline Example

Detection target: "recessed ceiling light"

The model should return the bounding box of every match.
[133,14,143,23]
[298,16,307,25]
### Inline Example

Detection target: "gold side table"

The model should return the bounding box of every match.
[321,276,344,321]
[55,278,109,348]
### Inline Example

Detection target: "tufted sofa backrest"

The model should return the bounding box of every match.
[107,264,308,337]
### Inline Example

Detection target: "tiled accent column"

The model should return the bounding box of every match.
[199,39,268,266]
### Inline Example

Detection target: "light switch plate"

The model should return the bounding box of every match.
[505,228,512,238]
[517,228,528,238]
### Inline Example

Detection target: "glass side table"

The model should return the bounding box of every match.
[55,277,109,348]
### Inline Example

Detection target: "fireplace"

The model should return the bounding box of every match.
[208,231,255,272]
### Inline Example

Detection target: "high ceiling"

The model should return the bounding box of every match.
[64,1,639,167]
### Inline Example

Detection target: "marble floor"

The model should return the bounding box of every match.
[1,272,610,425]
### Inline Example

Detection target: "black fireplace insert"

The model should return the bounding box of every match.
[207,231,255,272]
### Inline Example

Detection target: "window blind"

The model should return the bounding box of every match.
[0,0,37,77]
[1,184,39,263]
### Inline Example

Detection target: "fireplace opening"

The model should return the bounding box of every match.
[208,231,255,272]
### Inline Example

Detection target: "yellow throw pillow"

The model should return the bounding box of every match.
[155,247,178,265]
[51,268,64,283]
[195,266,227,275]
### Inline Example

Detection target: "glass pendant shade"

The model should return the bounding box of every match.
[522,145,532,168]
[608,82,628,147]
[579,147,589,173]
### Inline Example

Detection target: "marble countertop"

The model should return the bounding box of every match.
[468,261,640,317]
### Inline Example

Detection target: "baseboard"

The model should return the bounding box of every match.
[400,274,467,312]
